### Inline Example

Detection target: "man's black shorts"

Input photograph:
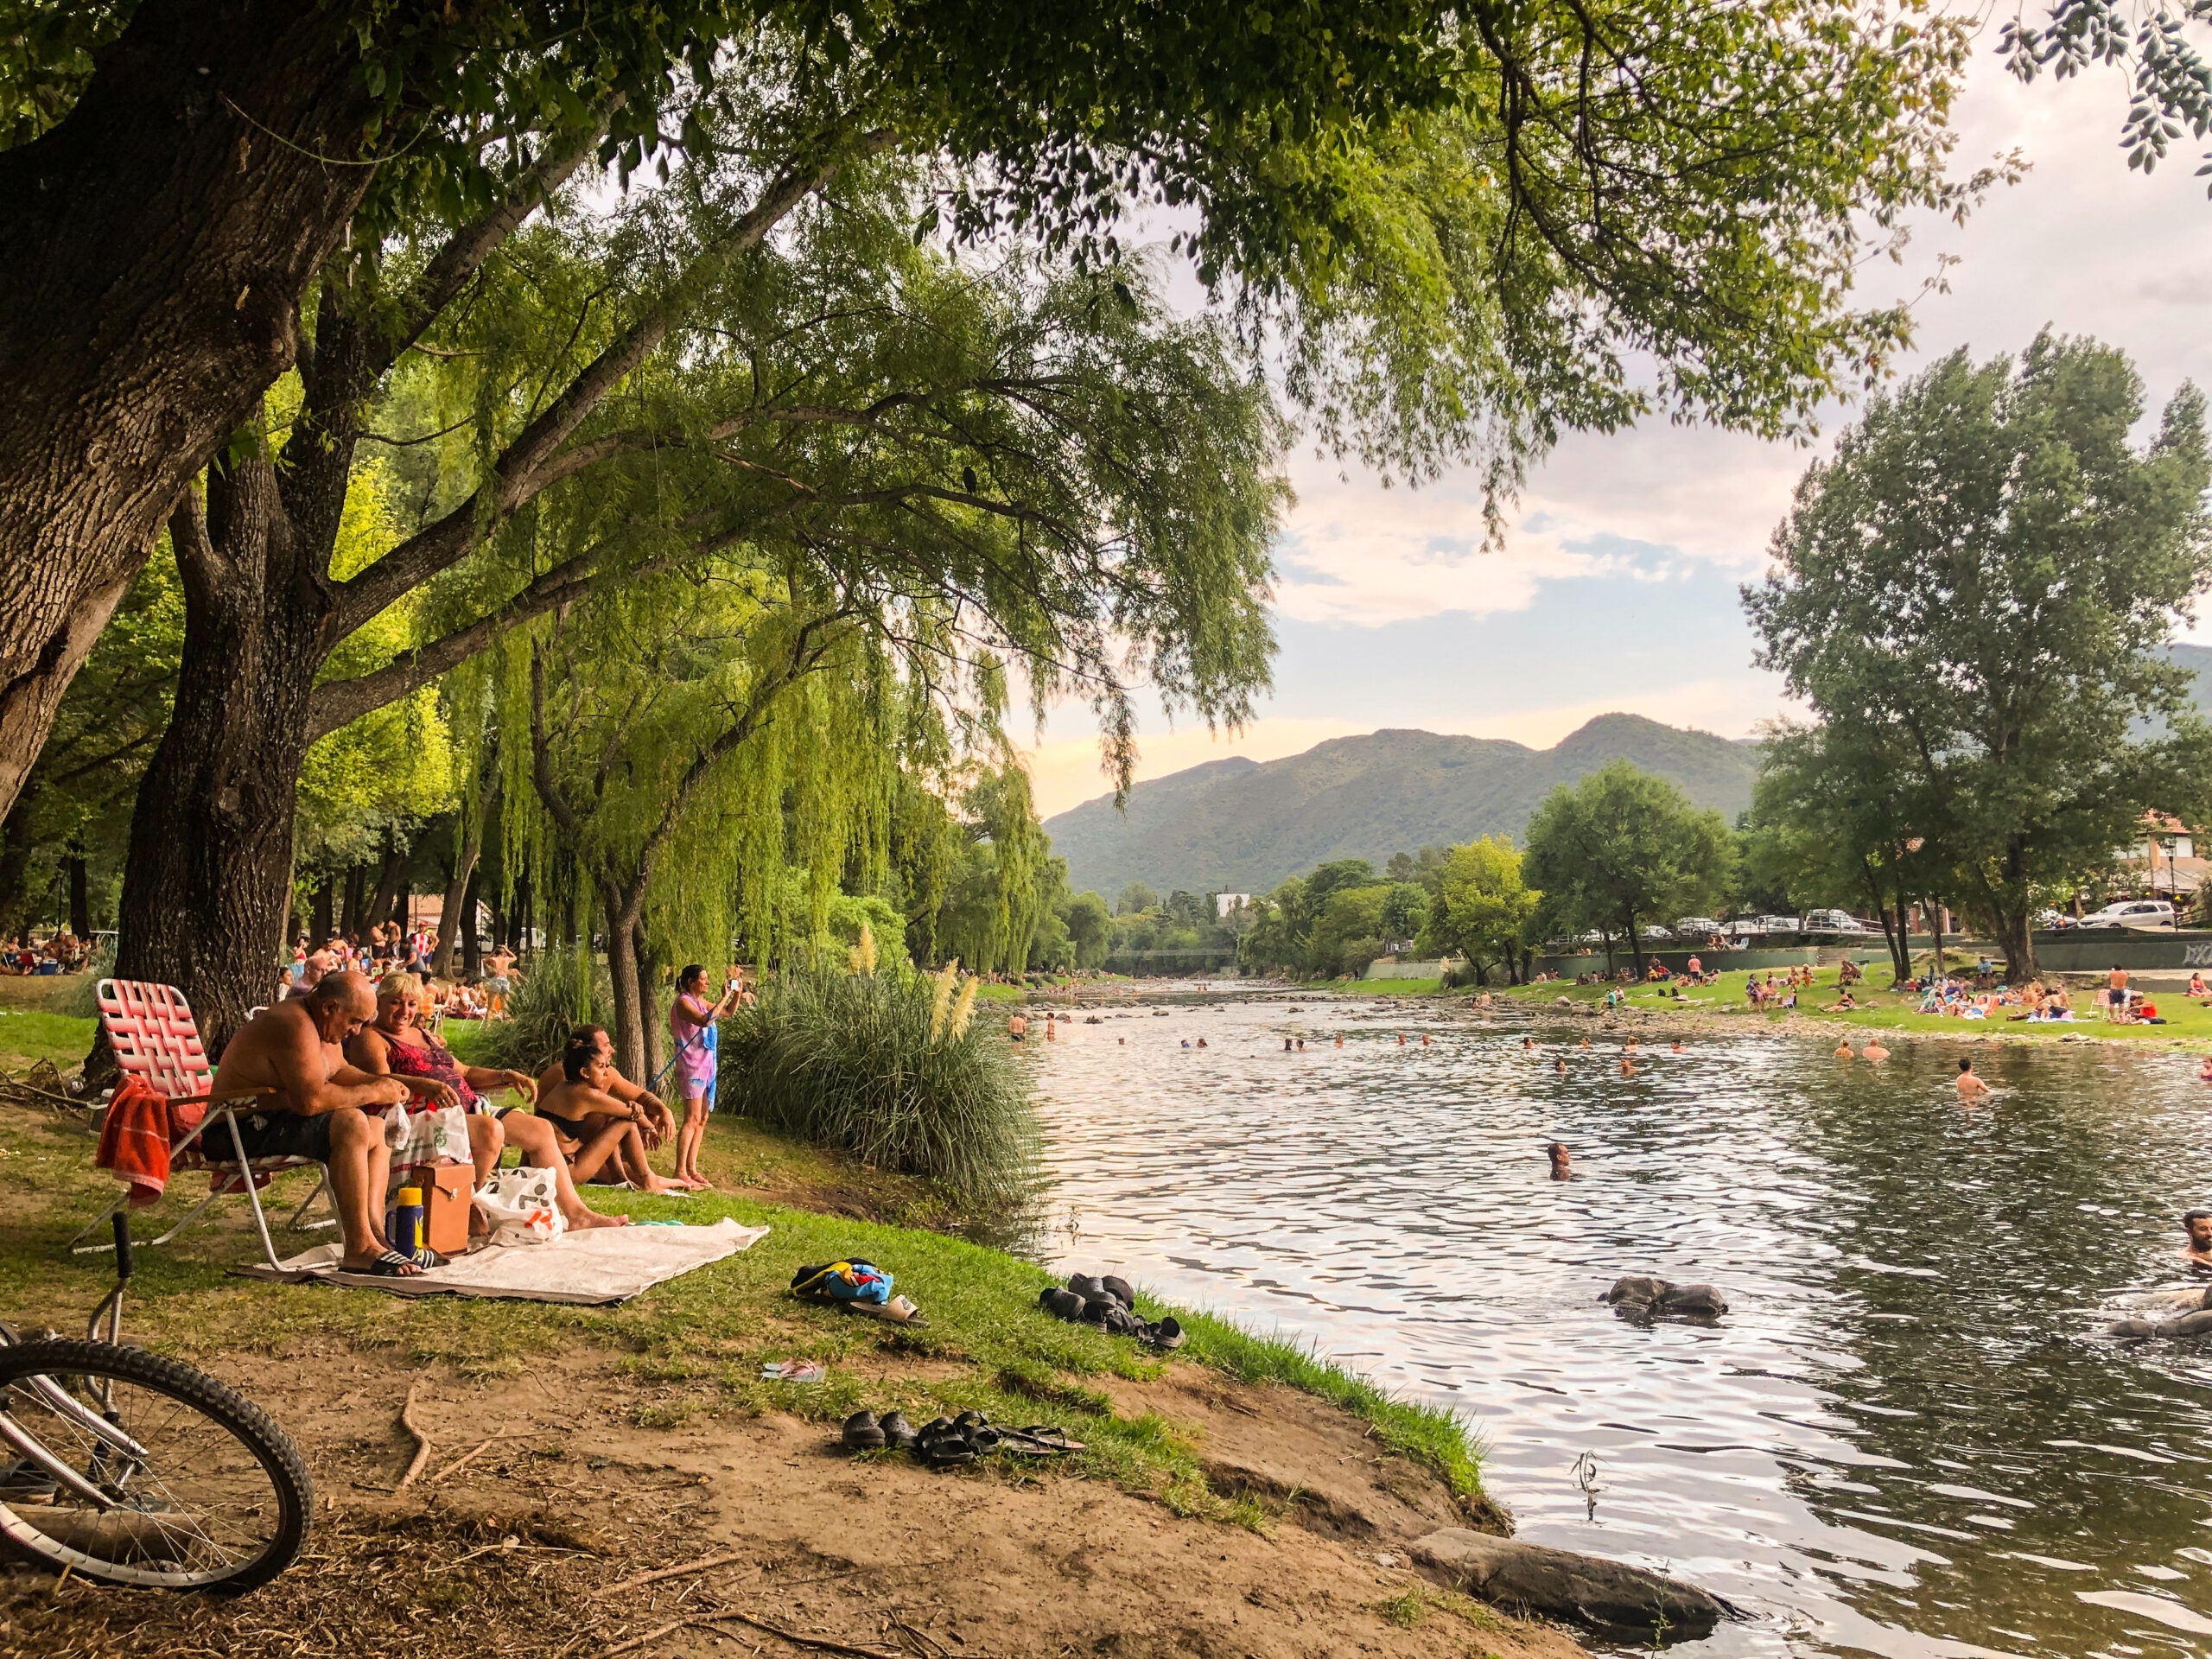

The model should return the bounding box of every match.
[221,1108,337,1163]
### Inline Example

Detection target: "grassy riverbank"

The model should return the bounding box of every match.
[1486,963,2212,1044]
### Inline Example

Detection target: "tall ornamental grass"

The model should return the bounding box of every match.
[718,955,1038,1207]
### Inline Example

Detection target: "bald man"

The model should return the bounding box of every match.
[211,973,423,1275]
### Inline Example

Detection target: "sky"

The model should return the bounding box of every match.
[1019,36,2212,818]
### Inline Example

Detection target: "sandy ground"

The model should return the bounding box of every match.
[0,1337,1586,1659]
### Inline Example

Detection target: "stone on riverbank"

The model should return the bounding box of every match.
[2109,1300,2212,1339]
[1409,1528,1727,1642]
[1604,1276,1729,1319]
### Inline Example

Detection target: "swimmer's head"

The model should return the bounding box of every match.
[1546,1141,1570,1178]
[1958,1058,1974,1073]
[2187,1210,2212,1249]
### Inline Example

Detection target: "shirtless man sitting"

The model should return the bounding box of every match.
[533,1026,683,1193]
[210,973,423,1276]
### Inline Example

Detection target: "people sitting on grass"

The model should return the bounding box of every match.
[346,973,627,1233]
[532,1026,686,1195]
[209,973,424,1276]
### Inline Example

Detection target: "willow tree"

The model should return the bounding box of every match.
[500,226,1286,1075]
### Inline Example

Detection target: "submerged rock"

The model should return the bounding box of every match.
[1409,1529,1728,1643]
[1604,1276,1730,1320]
[2110,1305,2212,1340]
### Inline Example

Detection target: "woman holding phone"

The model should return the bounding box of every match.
[668,963,743,1189]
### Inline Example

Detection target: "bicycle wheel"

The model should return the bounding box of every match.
[0,1338,311,1592]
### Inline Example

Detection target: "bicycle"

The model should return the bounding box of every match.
[0,1213,312,1592]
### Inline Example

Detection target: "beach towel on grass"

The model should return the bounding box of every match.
[238,1217,770,1305]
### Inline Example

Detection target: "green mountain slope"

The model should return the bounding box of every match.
[1043,714,1762,896]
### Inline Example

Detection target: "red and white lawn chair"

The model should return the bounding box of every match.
[69,980,335,1273]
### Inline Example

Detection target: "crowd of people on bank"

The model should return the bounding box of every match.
[1,930,93,975]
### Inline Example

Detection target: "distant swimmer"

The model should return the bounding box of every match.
[1008,1013,1027,1044]
[1835,1041,1854,1059]
[2187,1210,2212,1266]
[1555,1058,1567,1077]
[1862,1038,1889,1062]
[2199,1055,2212,1084]
[1619,1057,1637,1077]
[1547,1142,1573,1181]
[1181,1039,1191,1049]
[1196,1038,1208,1049]
[1580,1038,1591,1050]
[1421,1033,1432,1047]
[1283,1038,1294,1052]
[1296,1039,1306,1052]
[1955,1057,1992,1102]
[1624,1037,1638,1053]
[1334,1034,1344,1047]
[1670,1040,1685,1054]
[1523,1037,1536,1051]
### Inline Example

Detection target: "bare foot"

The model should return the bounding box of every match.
[642,1176,687,1196]
[567,1210,631,1230]
[687,1174,716,1192]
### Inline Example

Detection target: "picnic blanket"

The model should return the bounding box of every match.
[239,1217,771,1304]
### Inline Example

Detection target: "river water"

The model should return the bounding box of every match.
[1027,995,2212,1659]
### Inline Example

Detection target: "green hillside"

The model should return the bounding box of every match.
[1043,714,1761,896]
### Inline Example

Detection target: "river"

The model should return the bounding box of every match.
[1027,994,2212,1659]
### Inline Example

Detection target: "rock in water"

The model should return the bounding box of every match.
[1410,1529,1726,1642]
[1657,1283,1729,1318]
[2161,1308,2212,1338]
[1604,1277,1728,1319]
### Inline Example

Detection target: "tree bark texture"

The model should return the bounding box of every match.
[309,876,333,946]
[0,790,34,940]
[115,478,322,1055]
[341,864,365,938]
[433,785,490,978]
[459,866,483,980]
[0,1,376,823]
[601,883,648,1083]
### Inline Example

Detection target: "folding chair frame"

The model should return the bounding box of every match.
[77,981,339,1273]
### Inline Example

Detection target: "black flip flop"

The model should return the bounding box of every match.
[353,1249,424,1278]
[842,1410,886,1451]
[1002,1427,1086,1455]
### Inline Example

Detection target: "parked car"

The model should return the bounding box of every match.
[2031,907,2069,931]
[1634,925,1673,942]
[1802,909,1867,934]
[2076,899,2177,930]
[1758,915,1802,933]
[1675,917,1723,938]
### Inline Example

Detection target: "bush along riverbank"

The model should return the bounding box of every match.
[0,1077,1580,1658]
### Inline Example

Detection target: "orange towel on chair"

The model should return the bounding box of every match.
[94,1077,172,1206]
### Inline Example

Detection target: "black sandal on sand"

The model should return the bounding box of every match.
[842,1410,887,1451]
[880,1412,918,1452]
[918,1424,976,1468]
[355,1249,424,1278]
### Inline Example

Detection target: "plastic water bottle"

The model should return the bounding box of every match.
[388,1186,424,1255]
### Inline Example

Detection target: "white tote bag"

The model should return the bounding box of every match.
[472,1166,568,1246]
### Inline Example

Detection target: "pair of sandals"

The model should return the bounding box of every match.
[359,1243,448,1277]
[842,1409,1084,1467]
[1039,1274,1185,1350]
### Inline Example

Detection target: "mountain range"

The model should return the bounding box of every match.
[1042,714,1762,899]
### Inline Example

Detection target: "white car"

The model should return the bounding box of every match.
[1803,909,1866,934]
[1675,917,1723,937]
[1635,925,1673,942]
[2076,899,2177,930]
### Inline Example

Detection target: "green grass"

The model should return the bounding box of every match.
[1493,962,2212,1042]
[0,1096,1491,1529]
[0,1007,95,1072]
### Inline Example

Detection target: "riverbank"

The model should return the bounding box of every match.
[0,1094,1572,1659]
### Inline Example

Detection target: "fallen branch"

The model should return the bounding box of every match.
[601,1618,690,1656]
[703,1612,902,1659]
[602,1548,750,1595]
[425,1430,537,1484]
[394,1375,433,1491]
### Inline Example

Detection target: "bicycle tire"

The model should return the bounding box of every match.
[0,1338,311,1592]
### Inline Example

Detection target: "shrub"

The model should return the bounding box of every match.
[466,947,612,1075]
[718,962,1039,1206]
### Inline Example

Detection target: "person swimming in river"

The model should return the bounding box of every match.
[1547,1142,1573,1181]
[2186,1210,2212,1266]
[1862,1037,1889,1062]
[1955,1057,1992,1102]
[1555,1057,1567,1077]
[1619,1056,1637,1077]
[1670,1039,1685,1054]
[1835,1040,1854,1059]
[1523,1037,1536,1051]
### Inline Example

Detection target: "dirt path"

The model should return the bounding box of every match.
[0,1338,1583,1659]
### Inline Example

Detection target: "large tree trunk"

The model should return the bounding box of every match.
[309,876,333,946]
[0,789,35,941]
[601,884,649,1084]
[365,836,408,942]
[0,2,376,822]
[1624,914,1645,979]
[113,481,323,1058]
[638,918,666,1081]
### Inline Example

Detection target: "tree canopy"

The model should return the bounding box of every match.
[1745,332,2212,978]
